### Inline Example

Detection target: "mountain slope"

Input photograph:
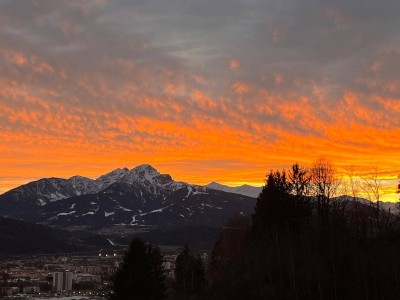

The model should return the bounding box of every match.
[35,176,255,229]
[0,177,85,221]
[0,167,134,210]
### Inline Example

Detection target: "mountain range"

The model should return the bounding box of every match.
[1,165,398,253]
[0,164,258,250]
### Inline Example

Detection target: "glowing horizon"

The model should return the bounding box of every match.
[0,162,397,203]
[1,1,399,202]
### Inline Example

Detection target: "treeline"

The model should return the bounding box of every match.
[111,159,400,299]
[208,160,400,299]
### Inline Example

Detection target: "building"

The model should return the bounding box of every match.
[53,271,73,292]
[23,286,40,294]
[0,287,18,296]
[74,273,101,283]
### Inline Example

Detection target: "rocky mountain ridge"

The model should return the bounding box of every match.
[0,165,257,233]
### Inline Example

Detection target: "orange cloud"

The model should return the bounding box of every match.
[0,14,399,204]
[229,59,240,70]
[274,74,283,85]
[232,82,251,95]
[189,90,218,111]
[323,8,353,29]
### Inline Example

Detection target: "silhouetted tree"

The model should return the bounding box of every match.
[311,158,340,200]
[111,238,166,300]
[208,215,250,283]
[289,163,311,198]
[252,166,311,233]
[397,174,400,206]
[310,158,343,225]
[174,243,206,299]
[207,215,257,299]
[252,170,291,232]
[206,161,400,300]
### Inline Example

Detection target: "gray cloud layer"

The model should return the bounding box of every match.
[1,0,400,183]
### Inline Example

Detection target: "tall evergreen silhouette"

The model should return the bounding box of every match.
[174,243,206,299]
[111,238,166,300]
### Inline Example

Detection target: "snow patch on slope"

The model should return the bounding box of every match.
[105,211,115,217]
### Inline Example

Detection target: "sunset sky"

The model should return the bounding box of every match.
[1,0,399,201]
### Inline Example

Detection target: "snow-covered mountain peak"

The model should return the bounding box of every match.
[116,164,190,194]
[128,164,161,182]
[68,176,98,195]
[207,182,226,189]
[95,168,130,190]
[206,182,262,198]
[68,175,93,184]
[97,167,129,180]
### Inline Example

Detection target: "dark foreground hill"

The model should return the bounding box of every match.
[0,216,80,254]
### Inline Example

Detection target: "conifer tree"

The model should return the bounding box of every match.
[252,170,291,232]
[111,238,166,300]
[174,243,206,299]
